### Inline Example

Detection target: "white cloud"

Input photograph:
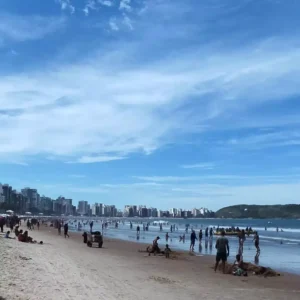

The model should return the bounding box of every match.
[0,38,300,163]
[98,0,113,7]
[181,163,215,169]
[57,0,75,14]
[109,17,119,31]
[226,131,300,150]
[0,14,65,42]
[75,156,126,163]
[83,0,98,16]
[133,174,300,183]
[122,14,133,30]
[119,0,132,12]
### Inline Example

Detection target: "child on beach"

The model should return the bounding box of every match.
[232,254,247,276]
[165,244,171,258]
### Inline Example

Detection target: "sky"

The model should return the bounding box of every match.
[1,0,300,211]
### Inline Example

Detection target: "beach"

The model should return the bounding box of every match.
[68,218,300,274]
[0,225,300,300]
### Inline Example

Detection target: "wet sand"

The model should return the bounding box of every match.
[0,224,299,300]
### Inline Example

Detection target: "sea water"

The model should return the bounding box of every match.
[68,218,300,275]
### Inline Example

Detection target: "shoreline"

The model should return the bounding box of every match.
[1,224,300,300]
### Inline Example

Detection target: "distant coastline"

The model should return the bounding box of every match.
[215,204,300,219]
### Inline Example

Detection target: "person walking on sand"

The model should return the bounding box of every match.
[58,222,62,235]
[37,221,40,231]
[64,223,69,238]
[214,230,229,274]
[190,230,197,252]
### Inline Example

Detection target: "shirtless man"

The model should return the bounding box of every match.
[214,230,230,274]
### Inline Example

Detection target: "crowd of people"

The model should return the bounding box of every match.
[1,218,43,244]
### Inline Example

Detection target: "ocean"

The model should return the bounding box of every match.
[68,218,300,275]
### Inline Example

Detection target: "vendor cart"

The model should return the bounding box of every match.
[87,231,103,248]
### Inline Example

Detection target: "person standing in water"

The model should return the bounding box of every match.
[214,230,229,274]
[90,221,93,233]
[199,229,203,243]
[190,230,197,252]
[165,232,169,242]
[209,227,213,240]
[205,227,209,241]
[253,232,260,255]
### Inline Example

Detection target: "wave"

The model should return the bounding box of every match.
[259,235,300,243]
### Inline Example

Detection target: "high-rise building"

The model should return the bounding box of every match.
[0,184,5,203]
[151,208,158,218]
[40,196,53,212]
[192,208,200,217]
[56,197,73,215]
[21,188,39,210]
[78,201,88,215]
[2,184,12,205]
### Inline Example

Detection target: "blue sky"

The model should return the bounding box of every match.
[1,0,300,210]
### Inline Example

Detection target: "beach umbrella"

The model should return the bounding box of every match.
[6,210,14,213]
[25,212,32,215]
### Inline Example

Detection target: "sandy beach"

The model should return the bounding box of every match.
[1,225,300,300]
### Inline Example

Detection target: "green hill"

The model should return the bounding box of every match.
[215,204,300,219]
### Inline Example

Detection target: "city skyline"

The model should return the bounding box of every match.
[0,181,213,217]
[1,1,300,210]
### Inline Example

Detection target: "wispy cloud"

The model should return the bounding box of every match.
[122,14,133,30]
[181,163,215,169]
[0,13,65,42]
[75,155,126,164]
[133,174,300,183]
[226,131,300,150]
[68,174,86,178]
[83,0,98,16]
[1,37,300,163]
[0,0,299,167]
[57,0,75,14]
[119,0,132,12]
[98,0,113,7]
[109,17,119,31]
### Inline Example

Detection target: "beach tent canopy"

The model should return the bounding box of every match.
[25,212,32,215]
[6,210,14,213]
[38,213,44,215]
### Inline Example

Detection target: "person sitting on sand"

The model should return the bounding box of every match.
[232,254,247,276]
[165,244,172,258]
[5,231,14,239]
[18,230,25,242]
